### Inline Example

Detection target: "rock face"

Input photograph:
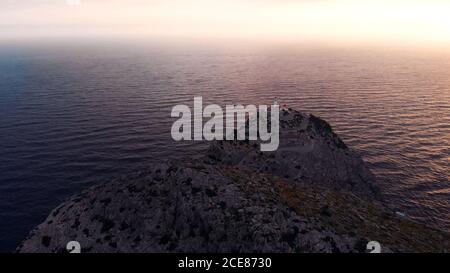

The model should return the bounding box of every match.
[206,109,379,198]
[17,109,450,253]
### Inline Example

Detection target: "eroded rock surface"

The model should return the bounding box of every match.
[17,109,450,253]
[206,109,379,198]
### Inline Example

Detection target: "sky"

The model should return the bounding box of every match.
[1,0,450,48]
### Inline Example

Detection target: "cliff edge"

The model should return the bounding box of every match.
[17,109,450,253]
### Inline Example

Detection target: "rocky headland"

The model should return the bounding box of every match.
[17,108,450,253]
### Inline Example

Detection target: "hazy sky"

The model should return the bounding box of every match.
[2,0,450,48]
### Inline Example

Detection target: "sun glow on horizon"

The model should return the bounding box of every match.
[1,0,450,49]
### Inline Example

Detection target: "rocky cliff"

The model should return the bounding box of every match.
[17,109,450,253]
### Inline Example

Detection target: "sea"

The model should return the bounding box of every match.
[0,40,449,251]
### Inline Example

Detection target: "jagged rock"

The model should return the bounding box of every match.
[206,109,379,198]
[17,109,450,253]
[16,164,362,252]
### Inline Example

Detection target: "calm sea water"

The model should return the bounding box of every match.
[0,42,449,251]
